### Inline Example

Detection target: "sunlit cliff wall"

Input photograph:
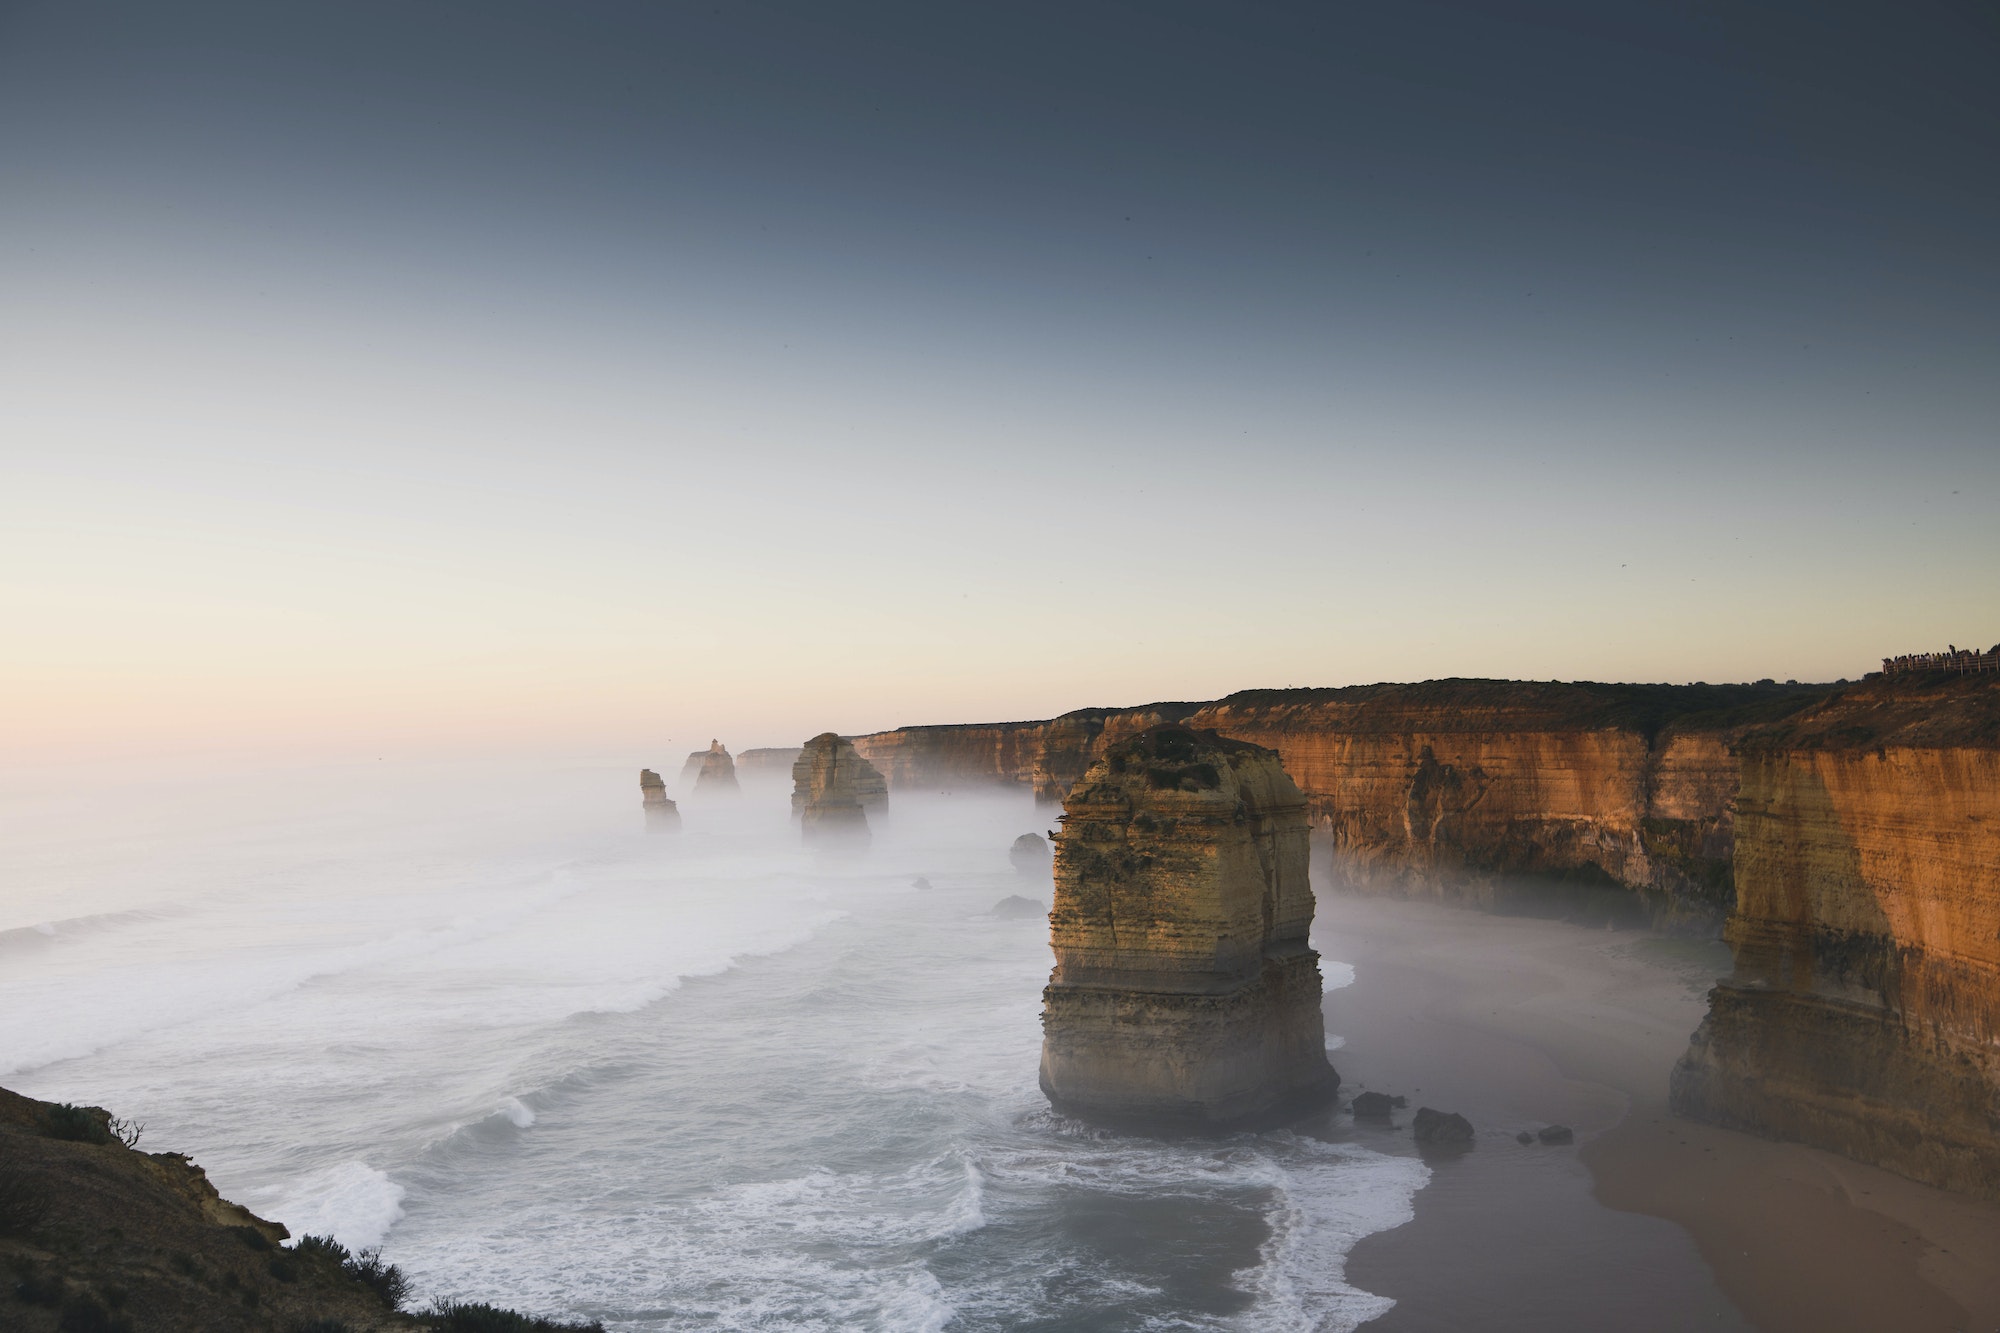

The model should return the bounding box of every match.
[857,681,1828,921]
[1672,676,2000,1196]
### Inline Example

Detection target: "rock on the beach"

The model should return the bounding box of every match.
[1350,1091,1397,1119]
[1537,1124,1574,1145]
[1413,1107,1474,1143]
[1039,725,1340,1131]
[992,895,1047,920]
[1010,832,1052,875]
[639,768,680,830]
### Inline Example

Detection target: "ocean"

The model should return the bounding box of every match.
[0,758,1425,1330]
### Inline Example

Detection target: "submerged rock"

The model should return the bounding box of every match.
[1350,1091,1397,1119]
[1537,1124,1574,1145]
[1010,832,1051,875]
[1517,1130,1536,1145]
[993,895,1048,920]
[639,768,681,830]
[1039,725,1340,1131]
[792,733,888,844]
[1412,1107,1474,1143]
[912,876,933,891]
[691,740,740,795]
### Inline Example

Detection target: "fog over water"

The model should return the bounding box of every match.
[0,760,1423,1330]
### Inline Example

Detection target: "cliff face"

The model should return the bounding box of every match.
[1672,676,2000,1197]
[792,733,887,843]
[1039,726,1338,1130]
[735,747,803,779]
[857,681,1830,923]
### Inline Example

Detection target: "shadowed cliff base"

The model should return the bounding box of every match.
[1040,726,1339,1133]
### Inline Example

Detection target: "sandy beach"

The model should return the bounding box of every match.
[1320,892,2000,1333]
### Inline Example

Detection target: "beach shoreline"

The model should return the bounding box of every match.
[1317,892,2000,1332]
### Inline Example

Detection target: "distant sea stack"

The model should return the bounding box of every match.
[1039,725,1339,1131]
[1671,674,2000,1198]
[639,768,680,830]
[691,740,740,795]
[792,733,888,843]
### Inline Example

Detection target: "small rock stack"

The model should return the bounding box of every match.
[639,768,680,830]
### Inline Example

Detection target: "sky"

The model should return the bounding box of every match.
[3,1,1996,760]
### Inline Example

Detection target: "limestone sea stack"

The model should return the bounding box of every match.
[1010,832,1051,875]
[1039,725,1339,1130]
[792,733,889,843]
[692,740,740,795]
[639,768,680,830]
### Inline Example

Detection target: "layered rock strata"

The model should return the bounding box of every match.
[1671,675,2000,1197]
[639,768,680,830]
[691,740,739,795]
[792,733,888,843]
[1040,726,1339,1130]
[858,681,1833,923]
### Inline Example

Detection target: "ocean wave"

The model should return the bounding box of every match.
[263,1161,408,1251]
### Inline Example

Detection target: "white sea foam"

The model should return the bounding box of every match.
[267,1162,408,1251]
[497,1097,536,1128]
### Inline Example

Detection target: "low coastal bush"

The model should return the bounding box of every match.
[290,1234,411,1310]
[423,1299,608,1333]
[289,1322,354,1333]
[34,1103,141,1148]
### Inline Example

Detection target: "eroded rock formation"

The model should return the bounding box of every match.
[857,681,1834,925]
[1671,675,2000,1197]
[691,740,739,795]
[639,768,680,830]
[1039,726,1339,1130]
[792,733,888,843]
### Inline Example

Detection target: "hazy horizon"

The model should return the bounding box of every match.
[4,1,1995,761]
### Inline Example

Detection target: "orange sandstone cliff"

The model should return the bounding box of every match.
[1671,674,2000,1196]
[858,681,1829,922]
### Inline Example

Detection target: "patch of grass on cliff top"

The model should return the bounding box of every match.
[1209,678,1837,741]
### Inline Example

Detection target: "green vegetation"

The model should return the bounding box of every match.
[291,1235,411,1310]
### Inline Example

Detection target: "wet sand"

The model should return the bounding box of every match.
[1319,893,2000,1333]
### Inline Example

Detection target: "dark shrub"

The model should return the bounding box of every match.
[293,1235,350,1264]
[40,1104,111,1145]
[268,1254,301,1283]
[346,1248,410,1310]
[0,1167,52,1238]
[291,1322,354,1333]
[425,1299,607,1333]
[229,1224,273,1251]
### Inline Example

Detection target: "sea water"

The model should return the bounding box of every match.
[0,758,1426,1330]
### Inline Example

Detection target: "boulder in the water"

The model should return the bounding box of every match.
[912,876,933,891]
[1537,1124,1574,1145]
[1350,1091,1397,1119]
[992,895,1047,920]
[1412,1107,1474,1143]
[1009,832,1051,874]
[1516,1130,1535,1145]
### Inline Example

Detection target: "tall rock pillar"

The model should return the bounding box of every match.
[792,733,888,844]
[1040,725,1339,1130]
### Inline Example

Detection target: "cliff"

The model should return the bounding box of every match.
[735,747,803,779]
[792,733,887,843]
[638,768,679,830]
[1671,674,2000,1197]
[857,681,1832,923]
[0,1086,598,1332]
[1039,726,1339,1130]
